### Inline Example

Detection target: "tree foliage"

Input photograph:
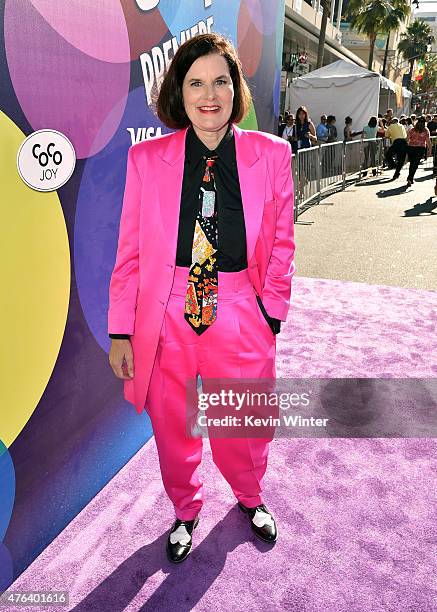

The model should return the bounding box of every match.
[415,54,437,94]
[398,18,434,64]
[345,0,410,70]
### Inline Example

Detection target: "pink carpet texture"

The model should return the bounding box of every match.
[9,276,437,611]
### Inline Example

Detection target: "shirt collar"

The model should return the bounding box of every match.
[186,122,234,164]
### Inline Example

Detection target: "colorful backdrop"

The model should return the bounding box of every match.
[0,0,285,586]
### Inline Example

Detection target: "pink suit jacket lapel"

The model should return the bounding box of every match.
[154,122,266,265]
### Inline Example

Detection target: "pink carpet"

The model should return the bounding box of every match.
[277,276,437,378]
[9,277,437,611]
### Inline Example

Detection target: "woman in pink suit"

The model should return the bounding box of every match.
[108,33,295,563]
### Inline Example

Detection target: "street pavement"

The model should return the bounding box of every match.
[294,160,437,291]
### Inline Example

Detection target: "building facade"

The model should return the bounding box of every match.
[282,0,366,112]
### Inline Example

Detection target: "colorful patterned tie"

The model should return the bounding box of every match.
[184,154,219,335]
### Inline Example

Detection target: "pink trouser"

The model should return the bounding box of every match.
[145,265,276,521]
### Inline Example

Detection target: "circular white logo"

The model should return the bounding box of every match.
[135,0,160,10]
[17,129,76,192]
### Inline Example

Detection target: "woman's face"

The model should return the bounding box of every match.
[297,110,306,122]
[182,53,234,133]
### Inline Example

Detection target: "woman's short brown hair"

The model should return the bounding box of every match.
[156,33,252,129]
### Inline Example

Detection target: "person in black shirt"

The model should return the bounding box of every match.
[427,115,437,135]
[108,33,295,563]
[277,113,286,137]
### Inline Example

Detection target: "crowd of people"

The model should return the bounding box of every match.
[278,107,437,192]
[382,111,434,190]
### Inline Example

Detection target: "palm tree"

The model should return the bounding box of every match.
[380,1,411,77]
[345,0,407,71]
[317,0,331,69]
[398,19,435,88]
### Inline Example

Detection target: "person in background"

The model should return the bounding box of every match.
[316,114,329,179]
[277,114,286,138]
[325,115,341,175]
[427,113,437,170]
[294,106,317,149]
[399,114,408,131]
[343,116,363,141]
[362,115,378,140]
[316,114,329,143]
[405,117,413,133]
[281,113,296,153]
[376,114,386,138]
[361,116,378,176]
[384,108,393,125]
[326,115,338,142]
[427,114,437,136]
[419,114,432,162]
[410,114,417,126]
[433,145,437,196]
[384,117,408,178]
[406,115,432,186]
[426,115,437,136]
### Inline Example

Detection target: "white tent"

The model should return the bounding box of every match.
[290,59,406,134]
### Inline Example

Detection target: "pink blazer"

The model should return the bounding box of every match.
[108,123,295,414]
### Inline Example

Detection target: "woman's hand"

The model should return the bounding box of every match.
[306,125,317,142]
[109,339,134,379]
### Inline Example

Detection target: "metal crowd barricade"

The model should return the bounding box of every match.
[361,138,382,174]
[293,147,319,213]
[424,135,437,171]
[375,138,385,171]
[292,138,385,220]
[381,137,392,164]
[320,142,343,193]
[343,140,362,179]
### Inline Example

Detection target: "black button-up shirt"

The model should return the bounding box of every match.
[176,122,247,269]
[109,123,280,338]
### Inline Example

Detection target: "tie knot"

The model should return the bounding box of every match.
[205,156,218,167]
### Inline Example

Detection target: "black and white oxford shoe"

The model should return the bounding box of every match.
[238,502,277,543]
[166,516,199,563]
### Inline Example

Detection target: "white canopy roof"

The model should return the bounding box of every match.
[293,59,398,92]
[291,59,408,132]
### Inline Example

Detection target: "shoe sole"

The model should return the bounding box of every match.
[166,516,199,564]
[252,529,278,543]
[238,503,278,543]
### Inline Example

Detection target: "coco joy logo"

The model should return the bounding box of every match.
[17,129,76,192]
